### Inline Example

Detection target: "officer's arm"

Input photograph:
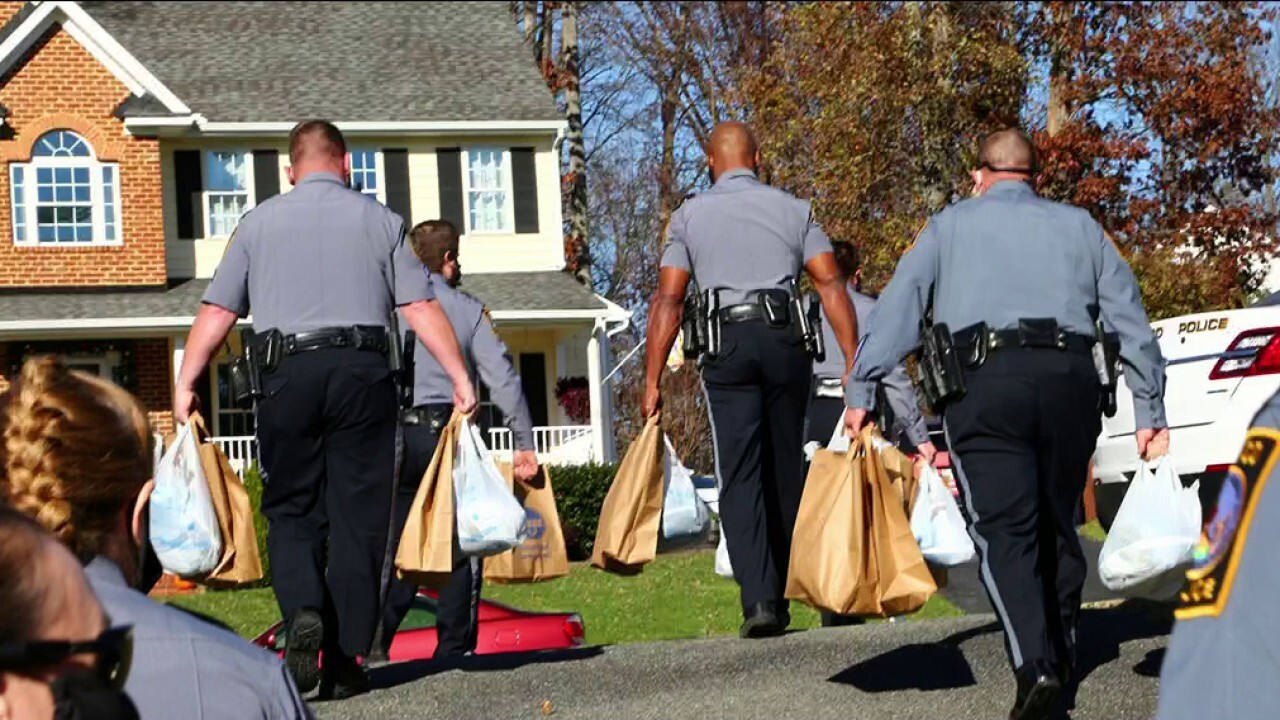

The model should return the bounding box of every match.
[849,223,941,410]
[807,252,859,376]
[1096,229,1167,429]
[175,303,240,410]
[645,267,690,394]
[176,229,251,420]
[472,313,536,452]
[882,362,930,447]
[402,300,471,392]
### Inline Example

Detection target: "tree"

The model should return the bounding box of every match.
[739,1,1027,289]
[1024,2,1280,315]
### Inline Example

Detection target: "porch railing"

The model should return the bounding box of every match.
[210,435,256,478]
[488,425,595,464]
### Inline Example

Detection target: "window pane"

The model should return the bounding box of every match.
[33,131,92,158]
[37,206,54,223]
[207,152,248,191]
[37,185,53,202]
[12,166,25,242]
[207,192,248,236]
[54,167,70,184]
[55,185,72,202]
[72,167,89,184]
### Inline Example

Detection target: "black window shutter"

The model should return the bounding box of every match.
[511,147,539,234]
[252,149,279,204]
[174,150,203,239]
[519,353,549,426]
[383,148,412,226]
[436,148,465,231]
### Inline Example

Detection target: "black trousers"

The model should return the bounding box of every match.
[381,418,483,658]
[254,347,398,657]
[943,348,1100,671]
[701,321,812,614]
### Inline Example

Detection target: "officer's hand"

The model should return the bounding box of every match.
[513,450,539,483]
[1136,427,1171,461]
[844,408,870,437]
[643,384,662,419]
[453,380,478,416]
[916,441,938,467]
[173,387,200,424]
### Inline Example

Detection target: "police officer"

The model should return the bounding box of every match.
[1157,389,1280,720]
[808,241,937,629]
[643,121,861,638]
[173,121,477,699]
[846,129,1169,720]
[377,219,539,660]
[809,241,937,462]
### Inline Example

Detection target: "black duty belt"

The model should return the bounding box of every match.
[953,322,1095,364]
[719,303,764,324]
[402,403,453,430]
[282,326,389,356]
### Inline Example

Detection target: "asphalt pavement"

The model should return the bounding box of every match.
[313,601,1170,720]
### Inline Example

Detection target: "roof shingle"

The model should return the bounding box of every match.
[0,272,605,325]
[78,1,561,123]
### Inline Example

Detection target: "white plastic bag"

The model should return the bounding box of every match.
[828,419,851,454]
[150,423,222,576]
[1098,456,1201,598]
[661,436,710,540]
[715,529,734,578]
[454,419,529,556]
[911,465,976,566]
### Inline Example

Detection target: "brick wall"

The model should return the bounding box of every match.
[0,25,166,287]
[0,2,23,26]
[135,338,173,435]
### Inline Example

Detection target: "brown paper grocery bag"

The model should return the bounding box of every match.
[395,412,463,588]
[186,413,264,587]
[590,414,664,573]
[881,444,918,517]
[485,464,570,583]
[786,427,935,616]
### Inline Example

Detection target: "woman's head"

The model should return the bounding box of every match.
[0,505,134,720]
[1,356,154,571]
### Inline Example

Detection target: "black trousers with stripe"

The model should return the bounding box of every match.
[943,348,1100,671]
[381,419,483,658]
[254,347,398,658]
[701,321,812,614]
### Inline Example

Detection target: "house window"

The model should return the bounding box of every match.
[205,151,251,238]
[464,148,513,234]
[10,130,121,245]
[349,150,382,201]
[214,363,256,437]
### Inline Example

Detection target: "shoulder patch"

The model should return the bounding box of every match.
[481,304,493,324]
[1177,428,1280,620]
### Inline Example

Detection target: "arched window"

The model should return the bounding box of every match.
[10,130,120,245]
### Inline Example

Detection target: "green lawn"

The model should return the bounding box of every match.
[167,548,963,646]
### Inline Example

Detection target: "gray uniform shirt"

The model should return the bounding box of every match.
[202,172,433,333]
[1156,390,1280,720]
[815,288,929,446]
[850,180,1167,429]
[398,279,535,451]
[85,557,311,720]
[659,168,834,304]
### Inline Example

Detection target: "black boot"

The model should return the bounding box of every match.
[317,649,370,701]
[1010,659,1061,720]
[740,601,786,639]
[283,608,324,694]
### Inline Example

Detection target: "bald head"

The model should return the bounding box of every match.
[978,128,1037,174]
[706,121,760,181]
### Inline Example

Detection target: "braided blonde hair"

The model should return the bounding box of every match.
[1,356,153,559]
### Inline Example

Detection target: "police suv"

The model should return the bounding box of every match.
[1092,292,1280,528]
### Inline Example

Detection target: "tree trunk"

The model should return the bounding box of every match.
[657,70,681,255]
[562,1,591,282]
[540,2,556,74]
[526,1,541,60]
[1048,65,1068,137]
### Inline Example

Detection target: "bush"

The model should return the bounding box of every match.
[549,462,618,560]
[241,465,272,588]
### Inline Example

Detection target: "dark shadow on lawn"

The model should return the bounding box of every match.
[369,646,605,690]
[827,621,1000,692]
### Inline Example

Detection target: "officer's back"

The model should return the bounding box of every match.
[930,183,1107,336]
[219,172,406,335]
[402,280,483,399]
[671,170,823,304]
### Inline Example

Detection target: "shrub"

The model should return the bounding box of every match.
[549,462,618,560]
[241,465,272,588]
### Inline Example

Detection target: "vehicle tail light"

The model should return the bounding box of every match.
[1210,327,1280,379]
[1204,464,1232,476]
[563,614,585,646]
